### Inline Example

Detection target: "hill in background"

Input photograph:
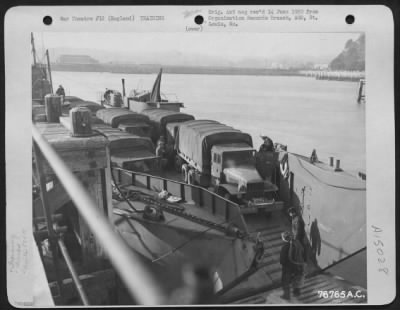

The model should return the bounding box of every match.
[329,34,365,71]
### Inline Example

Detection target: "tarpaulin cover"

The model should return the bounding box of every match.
[140,108,194,139]
[69,101,105,113]
[176,120,253,172]
[92,124,155,152]
[96,108,150,128]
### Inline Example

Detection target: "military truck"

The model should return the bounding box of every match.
[140,109,195,165]
[140,109,194,143]
[92,123,160,173]
[174,120,283,213]
[96,108,152,138]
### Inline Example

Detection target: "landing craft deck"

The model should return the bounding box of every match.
[22,17,387,304]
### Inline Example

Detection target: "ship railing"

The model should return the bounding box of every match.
[112,167,249,234]
[32,125,166,305]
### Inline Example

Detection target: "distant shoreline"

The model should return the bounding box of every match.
[51,63,303,77]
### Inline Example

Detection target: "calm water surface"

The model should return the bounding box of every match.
[52,71,365,171]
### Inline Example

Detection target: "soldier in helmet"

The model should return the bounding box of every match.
[156,136,168,170]
[256,136,276,181]
[310,149,318,164]
[56,85,65,97]
[288,207,307,261]
[280,231,306,300]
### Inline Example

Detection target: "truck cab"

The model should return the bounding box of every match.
[211,144,282,213]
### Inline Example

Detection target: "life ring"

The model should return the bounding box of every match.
[181,164,188,183]
[280,154,289,179]
[187,169,195,185]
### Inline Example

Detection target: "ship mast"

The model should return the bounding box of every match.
[46,49,54,94]
[31,32,37,65]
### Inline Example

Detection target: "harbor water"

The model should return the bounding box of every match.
[52,71,366,171]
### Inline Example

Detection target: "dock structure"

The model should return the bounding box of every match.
[299,70,365,82]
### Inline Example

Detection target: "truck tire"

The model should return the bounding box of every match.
[187,169,195,185]
[181,164,188,183]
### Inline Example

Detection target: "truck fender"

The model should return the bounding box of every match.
[181,164,189,183]
[217,184,239,197]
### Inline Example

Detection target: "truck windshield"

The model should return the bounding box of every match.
[223,151,255,168]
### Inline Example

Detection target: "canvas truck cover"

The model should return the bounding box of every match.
[140,109,194,139]
[92,124,155,155]
[96,108,150,128]
[165,120,218,144]
[176,120,253,173]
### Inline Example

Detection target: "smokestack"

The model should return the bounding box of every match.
[329,157,334,167]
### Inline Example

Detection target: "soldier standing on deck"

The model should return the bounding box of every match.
[156,136,168,170]
[56,85,65,97]
[280,231,306,300]
[288,207,307,261]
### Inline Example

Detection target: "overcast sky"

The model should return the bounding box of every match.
[36,32,362,64]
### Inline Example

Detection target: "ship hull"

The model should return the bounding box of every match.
[279,152,366,269]
[113,211,258,293]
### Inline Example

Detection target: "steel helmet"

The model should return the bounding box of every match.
[288,207,297,216]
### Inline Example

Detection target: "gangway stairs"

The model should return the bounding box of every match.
[224,217,367,305]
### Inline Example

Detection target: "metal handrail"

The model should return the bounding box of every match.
[112,167,249,233]
[32,124,166,305]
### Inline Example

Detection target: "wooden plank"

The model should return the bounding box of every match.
[35,123,108,151]
[39,148,108,174]
[33,181,71,217]
[49,268,117,305]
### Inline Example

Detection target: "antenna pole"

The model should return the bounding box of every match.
[46,49,54,93]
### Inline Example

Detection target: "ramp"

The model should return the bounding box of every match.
[221,212,367,305]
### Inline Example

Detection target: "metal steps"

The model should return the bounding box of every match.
[231,216,367,305]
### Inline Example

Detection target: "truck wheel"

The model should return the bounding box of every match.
[181,164,188,183]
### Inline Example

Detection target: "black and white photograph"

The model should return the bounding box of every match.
[5,5,396,307]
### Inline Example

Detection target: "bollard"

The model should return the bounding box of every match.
[44,94,62,123]
[122,78,126,97]
[70,107,92,137]
[329,157,334,167]
[335,159,341,171]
